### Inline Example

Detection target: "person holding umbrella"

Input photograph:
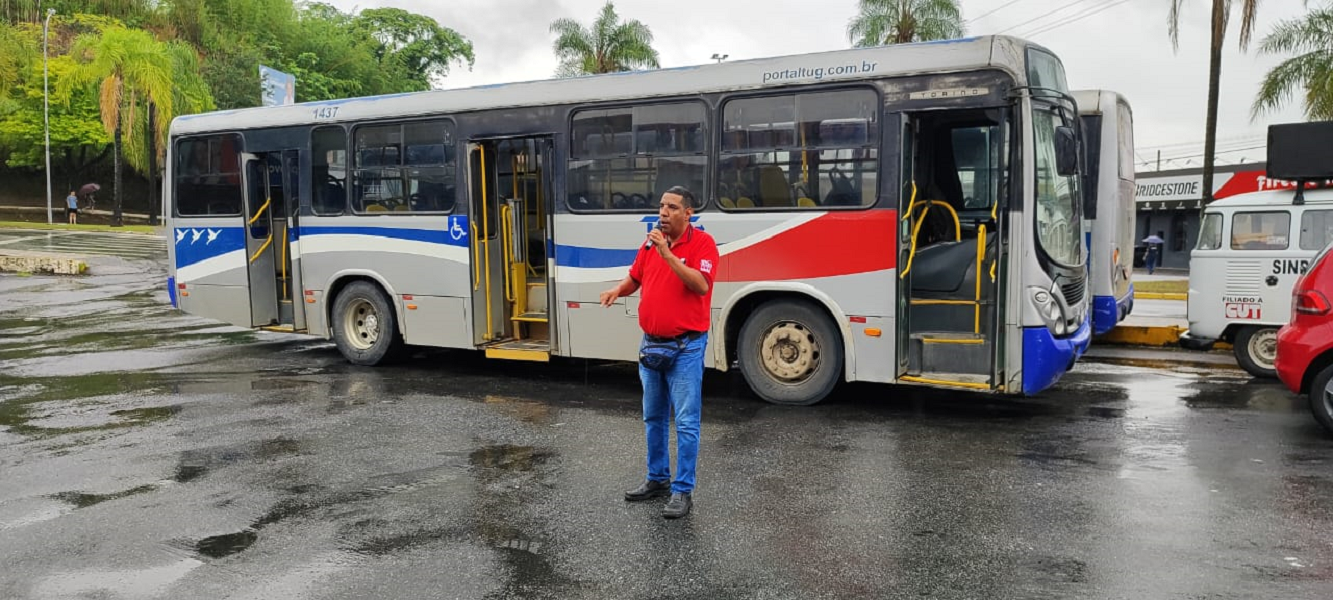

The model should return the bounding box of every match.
[79,183,100,212]
[1142,231,1165,274]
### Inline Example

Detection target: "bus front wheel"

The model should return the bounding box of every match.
[738,299,843,406]
[1233,325,1278,379]
[331,281,405,366]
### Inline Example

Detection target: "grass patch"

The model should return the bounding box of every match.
[1136,279,1188,294]
[0,221,158,235]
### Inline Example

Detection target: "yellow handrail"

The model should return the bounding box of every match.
[976,224,986,334]
[249,234,272,264]
[481,148,493,339]
[248,197,271,225]
[913,200,960,242]
[900,182,922,279]
[471,221,480,291]
[280,226,288,301]
[501,205,515,303]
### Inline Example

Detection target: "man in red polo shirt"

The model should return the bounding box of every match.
[599,185,718,519]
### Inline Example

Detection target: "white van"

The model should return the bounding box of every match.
[1181,188,1333,377]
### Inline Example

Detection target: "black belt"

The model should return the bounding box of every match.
[646,331,703,343]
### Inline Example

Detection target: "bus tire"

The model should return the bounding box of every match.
[738,299,843,406]
[1308,363,1333,436]
[1233,325,1278,379]
[331,281,405,366]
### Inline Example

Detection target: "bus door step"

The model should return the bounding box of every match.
[484,339,550,362]
[908,332,990,375]
[279,300,295,325]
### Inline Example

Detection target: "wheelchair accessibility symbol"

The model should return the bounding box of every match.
[450,217,466,241]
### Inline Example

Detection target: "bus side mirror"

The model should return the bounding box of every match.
[1055,125,1079,177]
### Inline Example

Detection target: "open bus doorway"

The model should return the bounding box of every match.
[897,108,1008,390]
[467,137,555,361]
[240,150,303,330]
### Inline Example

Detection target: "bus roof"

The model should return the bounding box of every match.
[1072,89,1131,116]
[171,35,1044,136]
[1206,186,1333,209]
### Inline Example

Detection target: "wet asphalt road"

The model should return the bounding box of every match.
[1,244,1331,599]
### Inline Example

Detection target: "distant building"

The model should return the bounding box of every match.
[1134,162,1283,270]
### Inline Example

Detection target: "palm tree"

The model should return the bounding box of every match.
[1168,0,1262,204]
[1252,2,1330,120]
[58,25,212,225]
[549,1,659,77]
[847,0,964,47]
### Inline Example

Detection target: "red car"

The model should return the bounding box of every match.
[1275,239,1333,434]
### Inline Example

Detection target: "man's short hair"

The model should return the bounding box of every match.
[663,185,696,209]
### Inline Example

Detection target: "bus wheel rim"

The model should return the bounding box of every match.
[1249,329,1277,370]
[344,299,379,350]
[760,321,818,383]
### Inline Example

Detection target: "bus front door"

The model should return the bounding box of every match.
[241,152,300,329]
[467,137,555,362]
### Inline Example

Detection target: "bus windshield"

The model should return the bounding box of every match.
[1033,104,1082,266]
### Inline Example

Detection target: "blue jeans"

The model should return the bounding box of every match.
[638,332,706,494]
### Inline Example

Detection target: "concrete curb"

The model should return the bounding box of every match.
[0,250,88,275]
[1134,292,1188,301]
[1095,324,1232,350]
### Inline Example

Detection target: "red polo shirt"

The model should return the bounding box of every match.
[629,225,719,338]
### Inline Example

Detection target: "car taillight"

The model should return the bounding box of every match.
[1295,290,1331,315]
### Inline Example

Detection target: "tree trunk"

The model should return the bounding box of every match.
[147,102,158,226]
[113,111,123,227]
[1202,0,1225,204]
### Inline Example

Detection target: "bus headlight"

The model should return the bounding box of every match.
[1029,285,1068,336]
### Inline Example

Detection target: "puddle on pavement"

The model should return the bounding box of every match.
[173,437,303,483]
[1182,380,1303,412]
[50,484,158,509]
[195,529,259,558]
[481,395,557,425]
[0,379,179,437]
[34,557,202,598]
[469,444,554,474]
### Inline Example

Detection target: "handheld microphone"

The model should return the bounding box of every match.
[645,220,665,249]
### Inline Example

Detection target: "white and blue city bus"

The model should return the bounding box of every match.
[164,34,1090,405]
[1073,89,1136,335]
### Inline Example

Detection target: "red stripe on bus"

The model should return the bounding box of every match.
[717,211,896,283]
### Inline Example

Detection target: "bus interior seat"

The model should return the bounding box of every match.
[758,166,792,206]
[910,233,997,298]
[797,197,817,208]
[737,197,755,208]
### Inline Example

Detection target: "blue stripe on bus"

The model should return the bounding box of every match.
[555,245,639,269]
[301,221,469,248]
[173,227,246,269]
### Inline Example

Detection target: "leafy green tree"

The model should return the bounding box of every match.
[1252,1,1329,120]
[57,25,213,224]
[0,19,112,188]
[1167,0,1263,203]
[847,0,964,47]
[550,1,659,77]
[352,7,474,91]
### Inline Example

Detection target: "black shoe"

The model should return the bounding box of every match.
[624,479,670,502]
[662,493,692,518]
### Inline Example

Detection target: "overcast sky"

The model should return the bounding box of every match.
[325,0,1312,172]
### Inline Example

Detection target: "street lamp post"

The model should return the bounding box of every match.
[43,8,55,224]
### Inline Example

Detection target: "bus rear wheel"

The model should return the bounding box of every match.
[1233,325,1278,379]
[332,281,405,366]
[738,299,843,406]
